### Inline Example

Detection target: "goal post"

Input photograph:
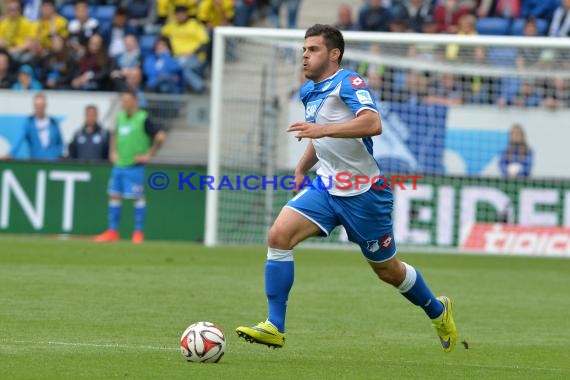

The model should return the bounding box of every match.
[206,26,570,258]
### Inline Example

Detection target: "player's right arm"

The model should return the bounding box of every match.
[293,141,318,193]
[109,130,118,164]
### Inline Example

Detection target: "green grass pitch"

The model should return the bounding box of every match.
[1,235,569,380]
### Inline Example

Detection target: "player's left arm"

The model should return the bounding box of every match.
[135,118,166,163]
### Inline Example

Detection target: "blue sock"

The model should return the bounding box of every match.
[398,262,444,319]
[265,248,294,333]
[109,200,121,231]
[134,199,146,232]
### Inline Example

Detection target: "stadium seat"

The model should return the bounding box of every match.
[139,34,158,57]
[93,5,116,23]
[59,4,75,21]
[476,17,511,36]
[510,18,549,36]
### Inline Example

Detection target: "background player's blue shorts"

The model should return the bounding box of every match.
[108,165,145,199]
[285,176,396,262]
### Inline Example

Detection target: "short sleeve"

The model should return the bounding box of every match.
[339,74,378,116]
[144,117,161,138]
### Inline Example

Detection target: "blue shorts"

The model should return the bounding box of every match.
[285,177,396,262]
[108,166,145,199]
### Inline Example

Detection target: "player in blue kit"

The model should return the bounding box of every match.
[236,24,458,352]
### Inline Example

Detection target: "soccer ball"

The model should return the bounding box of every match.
[180,322,226,363]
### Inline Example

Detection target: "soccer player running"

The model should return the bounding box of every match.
[236,24,458,352]
[94,90,165,244]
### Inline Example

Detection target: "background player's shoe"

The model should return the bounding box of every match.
[432,296,457,353]
[236,321,285,348]
[94,230,119,242]
[132,231,144,244]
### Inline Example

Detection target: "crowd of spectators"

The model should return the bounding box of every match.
[332,0,570,110]
[0,0,569,109]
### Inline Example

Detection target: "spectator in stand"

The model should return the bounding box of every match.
[68,0,100,56]
[71,33,111,91]
[234,0,257,27]
[516,17,540,69]
[40,35,75,90]
[521,0,558,21]
[34,0,68,52]
[399,70,429,105]
[358,0,392,32]
[198,0,235,29]
[498,78,541,107]
[161,5,209,93]
[157,0,200,25]
[0,0,36,62]
[198,0,235,64]
[424,73,464,106]
[0,50,16,89]
[433,0,471,34]
[334,4,358,31]
[446,14,478,61]
[548,0,570,37]
[2,93,63,161]
[143,36,182,94]
[400,0,435,33]
[269,0,302,29]
[110,34,141,90]
[106,7,139,59]
[68,105,110,161]
[541,77,570,110]
[12,64,42,91]
[121,0,154,35]
[499,123,532,178]
[123,67,149,108]
[476,0,521,18]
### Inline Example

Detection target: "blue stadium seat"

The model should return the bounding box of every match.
[59,4,97,21]
[510,18,549,36]
[60,4,75,21]
[139,35,158,57]
[94,5,116,23]
[476,17,511,36]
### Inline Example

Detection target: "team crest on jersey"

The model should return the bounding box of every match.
[366,240,380,253]
[356,90,373,105]
[305,99,323,122]
[350,76,366,88]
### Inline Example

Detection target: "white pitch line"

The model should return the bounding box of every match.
[1,340,178,352]
[1,340,569,374]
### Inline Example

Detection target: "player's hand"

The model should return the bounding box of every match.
[134,154,151,164]
[292,172,306,194]
[110,151,118,164]
[287,122,327,141]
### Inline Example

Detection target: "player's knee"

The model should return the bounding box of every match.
[267,224,294,250]
[370,260,405,286]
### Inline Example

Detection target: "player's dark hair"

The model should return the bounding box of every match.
[305,24,344,64]
[121,89,138,100]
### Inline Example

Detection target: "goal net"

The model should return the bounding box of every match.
[206,27,570,258]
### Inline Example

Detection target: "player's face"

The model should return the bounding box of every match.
[121,94,137,112]
[302,36,339,82]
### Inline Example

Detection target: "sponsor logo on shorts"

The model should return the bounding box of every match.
[381,234,393,250]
